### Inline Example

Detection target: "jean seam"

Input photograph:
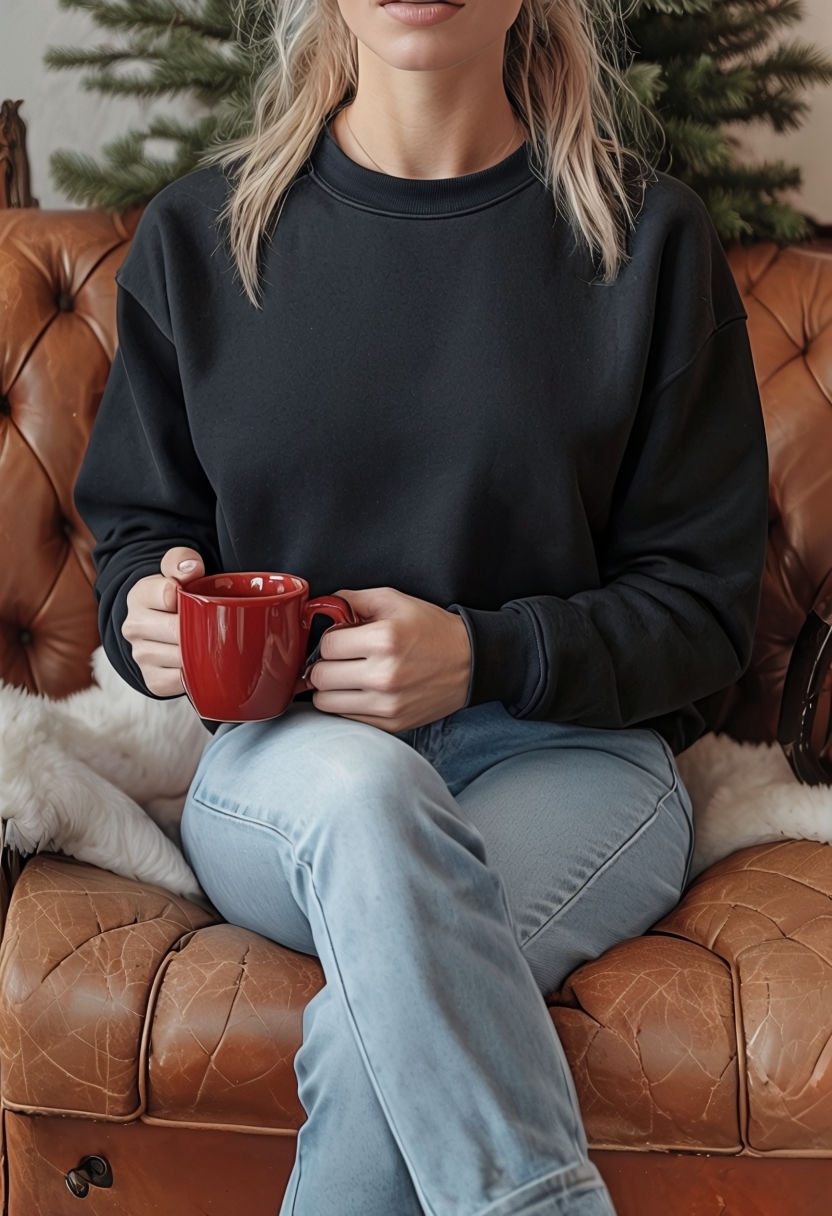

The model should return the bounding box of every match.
[648,727,696,886]
[518,766,682,953]
[470,1160,605,1216]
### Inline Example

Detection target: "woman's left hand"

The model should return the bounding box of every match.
[307,587,472,732]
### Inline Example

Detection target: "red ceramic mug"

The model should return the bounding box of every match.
[177,572,356,722]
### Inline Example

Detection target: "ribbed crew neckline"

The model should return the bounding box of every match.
[309,125,536,217]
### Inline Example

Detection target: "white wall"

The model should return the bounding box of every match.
[2,0,831,219]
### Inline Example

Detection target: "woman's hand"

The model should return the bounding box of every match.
[307,587,472,733]
[122,547,205,695]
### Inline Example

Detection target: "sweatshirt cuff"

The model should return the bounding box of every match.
[450,603,545,715]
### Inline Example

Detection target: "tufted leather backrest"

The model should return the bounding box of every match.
[0,208,138,696]
[1,217,831,742]
[722,242,832,744]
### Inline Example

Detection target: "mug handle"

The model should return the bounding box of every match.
[293,595,358,697]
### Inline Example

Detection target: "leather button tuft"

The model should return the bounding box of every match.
[57,291,74,312]
[19,629,33,646]
[0,394,10,416]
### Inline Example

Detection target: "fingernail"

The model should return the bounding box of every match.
[178,559,198,572]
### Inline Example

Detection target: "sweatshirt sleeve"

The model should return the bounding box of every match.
[74,283,221,694]
[455,246,768,743]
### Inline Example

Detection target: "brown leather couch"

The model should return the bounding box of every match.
[1,204,831,1215]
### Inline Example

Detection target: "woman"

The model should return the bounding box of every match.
[75,1,768,1213]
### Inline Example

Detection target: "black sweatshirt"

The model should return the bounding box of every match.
[75,129,768,752]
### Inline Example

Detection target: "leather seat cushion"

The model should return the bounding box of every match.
[3,842,831,1155]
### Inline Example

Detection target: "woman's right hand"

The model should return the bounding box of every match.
[122,546,205,695]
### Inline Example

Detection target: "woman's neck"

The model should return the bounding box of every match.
[331,46,525,179]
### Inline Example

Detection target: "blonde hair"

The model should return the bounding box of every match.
[217,0,642,305]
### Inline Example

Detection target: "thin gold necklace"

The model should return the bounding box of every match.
[343,107,388,174]
[341,106,523,177]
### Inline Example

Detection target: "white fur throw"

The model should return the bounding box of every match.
[0,648,210,903]
[678,731,832,877]
[0,649,829,905]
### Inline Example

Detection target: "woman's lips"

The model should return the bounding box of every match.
[382,2,464,27]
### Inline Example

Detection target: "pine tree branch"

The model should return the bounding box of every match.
[698,188,755,241]
[82,52,249,102]
[709,161,803,194]
[747,90,810,132]
[45,45,147,71]
[753,40,832,90]
[51,146,195,208]
[630,0,713,15]
[55,0,232,41]
[692,178,810,243]
[629,0,803,62]
[661,55,756,113]
[654,120,728,178]
[623,60,667,109]
[49,112,224,209]
[48,29,253,102]
[685,1,805,61]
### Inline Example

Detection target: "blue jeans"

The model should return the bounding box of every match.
[181,702,693,1216]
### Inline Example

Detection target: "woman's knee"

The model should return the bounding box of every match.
[518,786,692,994]
[193,708,458,847]
[297,722,464,850]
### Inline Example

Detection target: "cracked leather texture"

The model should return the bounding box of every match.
[551,936,739,1150]
[146,922,321,1129]
[0,856,215,1117]
[657,840,832,1152]
[0,857,324,1131]
[550,841,832,1154]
